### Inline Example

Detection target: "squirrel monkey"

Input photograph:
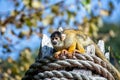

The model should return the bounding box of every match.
[50,29,106,60]
[50,29,87,58]
[50,29,120,79]
[50,29,102,59]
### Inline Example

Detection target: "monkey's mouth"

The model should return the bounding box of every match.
[52,41,57,45]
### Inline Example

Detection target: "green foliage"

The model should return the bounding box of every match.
[99,24,120,69]
[0,49,38,80]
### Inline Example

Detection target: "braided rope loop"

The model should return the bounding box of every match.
[22,54,115,80]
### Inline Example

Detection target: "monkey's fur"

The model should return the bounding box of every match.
[50,29,120,80]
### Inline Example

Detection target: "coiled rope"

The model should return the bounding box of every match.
[34,70,107,80]
[22,53,115,80]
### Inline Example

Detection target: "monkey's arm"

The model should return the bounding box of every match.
[54,42,77,58]
[67,42,76,57]
[67,41,86,57]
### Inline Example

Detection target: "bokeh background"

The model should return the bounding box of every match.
[0,0,120,80]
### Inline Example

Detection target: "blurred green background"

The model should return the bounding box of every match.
[0,0,120,80]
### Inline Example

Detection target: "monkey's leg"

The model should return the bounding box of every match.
[76,43,85,54]
[67,42,76,58]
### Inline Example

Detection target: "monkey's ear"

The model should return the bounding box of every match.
[62,34,66,41]
[58,27,63,32]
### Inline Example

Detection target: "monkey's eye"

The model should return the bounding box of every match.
[51,38,54,40]
[55,37,59,40]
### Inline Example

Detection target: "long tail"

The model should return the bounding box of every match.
[94,43,120,80]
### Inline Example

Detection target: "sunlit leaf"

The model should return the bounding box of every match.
[98,18,103,27]
[48,26,54,33]
[15,75,21,80]
[109,30,116,37]
[81,0,90,6]
[100,10,109,16]
[7,69,12,75]
[32,1,44,9]
[42,15,53,26]
[23,0,30,7]
[90,23,98,37]
[11,11,17,16]
[7,57,13,63]
[31,19,37,27]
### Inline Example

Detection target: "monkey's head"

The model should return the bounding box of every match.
[50,31,66,48]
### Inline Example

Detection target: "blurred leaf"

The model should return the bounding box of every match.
[7,58,13,63]
[109,30,116,38]
[15,75,21,80]
[23,0,31,8]
[11,11,17,16]
[100,10,109,16]
[42,15,53,26]
[90,22,98,37]
[51,5,59,15]
[32,1,44,9]
[25,18,32,26]
[48,26,54,33]
[81,0,90,6]
[98,18,103,27]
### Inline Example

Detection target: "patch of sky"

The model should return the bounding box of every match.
[68,4,78,13]
[91,0,100,17]
[0,0,15,12]
[64,0,75,6]
[100,0,111,11]
[42,8,52,18]
[102,3,120,25]
[75,4,87,24]
[16,1,25,11]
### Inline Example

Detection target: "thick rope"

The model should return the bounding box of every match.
[33,54,113,75]
[23,54,115,80]
[39,59,114,80]
[34,70,107,80]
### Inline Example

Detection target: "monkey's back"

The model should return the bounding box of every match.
[63,29,93,48]
[63,29,77,48]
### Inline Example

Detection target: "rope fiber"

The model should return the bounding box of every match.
[22,53,115,80]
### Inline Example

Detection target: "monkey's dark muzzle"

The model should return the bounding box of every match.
[52,41,57,45]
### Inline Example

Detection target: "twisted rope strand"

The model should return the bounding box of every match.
[39,59,114,80]
[34,70,107,80]
[23,53,115,80]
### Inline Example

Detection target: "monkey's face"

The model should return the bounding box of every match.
[51,36,62,46]
[50,31,64,47]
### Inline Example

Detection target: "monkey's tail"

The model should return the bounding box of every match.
[94,43,120,80]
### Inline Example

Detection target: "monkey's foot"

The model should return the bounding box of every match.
[66,52,75,58]
[54,51,61,59]
[54,49,84,59]
[60,49,68,56]
[66,49,85,58]
[54,49,68,59]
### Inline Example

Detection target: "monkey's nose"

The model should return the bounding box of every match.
[52,41,57,45]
